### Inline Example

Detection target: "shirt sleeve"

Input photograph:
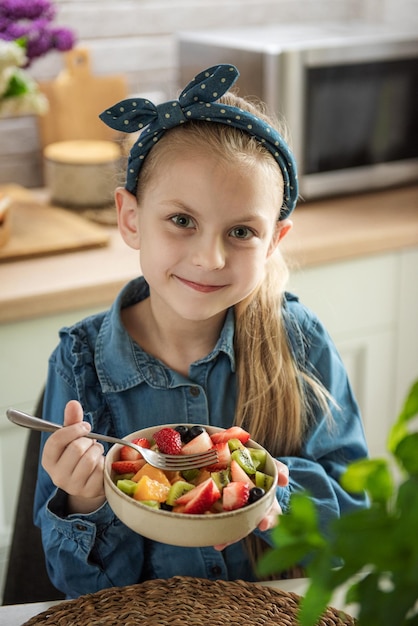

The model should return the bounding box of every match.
[33,338,147,598]
[267,301,369,541]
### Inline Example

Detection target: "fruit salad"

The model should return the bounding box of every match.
[111,425,275,515]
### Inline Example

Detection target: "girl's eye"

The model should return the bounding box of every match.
[230,226,253,240]
[171,214,194,229]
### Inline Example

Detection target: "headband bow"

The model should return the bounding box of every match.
[100,64,298,218]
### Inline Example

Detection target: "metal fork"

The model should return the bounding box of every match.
[6,408,218,471]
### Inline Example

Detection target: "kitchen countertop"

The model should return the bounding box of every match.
[0,185,417,324]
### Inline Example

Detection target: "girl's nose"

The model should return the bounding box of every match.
[191,235,226,270]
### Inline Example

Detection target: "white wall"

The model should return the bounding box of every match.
[29,0,417,99]
[2,0,416,189]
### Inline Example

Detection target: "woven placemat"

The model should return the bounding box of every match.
[22,576,356,625]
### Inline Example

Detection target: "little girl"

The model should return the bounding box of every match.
[34,65,368,598]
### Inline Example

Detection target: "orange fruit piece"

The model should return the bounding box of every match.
[133,475,170,503]
[132,463,171,487]
[165,470,183,484]
[193,469,211,485]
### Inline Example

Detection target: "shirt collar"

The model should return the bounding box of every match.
[95,277,235,392]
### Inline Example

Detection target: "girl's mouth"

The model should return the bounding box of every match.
[175,276,226,293]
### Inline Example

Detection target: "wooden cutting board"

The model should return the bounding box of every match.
[0,185,110,263]
[37,48,128,147]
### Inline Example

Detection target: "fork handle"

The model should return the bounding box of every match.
[7,408,64,433]
[7,408,107,442]
[7,408,133,448]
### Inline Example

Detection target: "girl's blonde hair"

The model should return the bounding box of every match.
[136,91,331,575]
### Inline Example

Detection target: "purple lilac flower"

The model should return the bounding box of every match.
[0,0,75,65]
[51,27,75,52]
[0,0,55,21]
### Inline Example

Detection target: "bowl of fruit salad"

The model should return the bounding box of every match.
[104,424,278,547]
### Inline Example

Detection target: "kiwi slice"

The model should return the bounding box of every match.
[211,469,230,491]
[255,470,274,491]
[116,479,138,496]
[231,448,256,475]
[181,468,200,482]
[165,481,194,506]
[141,500,160,509]
[119,472,136,480]
[228,438,244,451]
[248,448,267,471]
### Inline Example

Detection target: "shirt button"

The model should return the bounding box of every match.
[189,386,200,397]
[75,523,88,532]
[211,565,222,576]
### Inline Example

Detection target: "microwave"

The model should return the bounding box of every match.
[178,22,418,201]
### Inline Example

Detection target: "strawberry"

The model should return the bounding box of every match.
[111,459,145,474]
[222,481,250,511]
[230,459,254,487]
[180,430,214,455]
[153,428,182,455]
[205,441,231,471]
[119,437,150,461]
[210,426,251,445]
[175,477,221,514]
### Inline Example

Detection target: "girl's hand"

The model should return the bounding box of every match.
[213,459,289,551]
[41,400,106,514]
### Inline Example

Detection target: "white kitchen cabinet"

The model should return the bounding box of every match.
[0,305,104,600]
[287,248,418,458]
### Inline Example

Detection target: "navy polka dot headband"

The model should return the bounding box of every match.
[100,64,298,219]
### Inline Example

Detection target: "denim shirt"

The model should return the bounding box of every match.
[34,277,368,599]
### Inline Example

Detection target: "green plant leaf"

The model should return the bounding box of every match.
[354,571,418,626]
[388,381,418,453]
[257,541,314,576]
[332,506,402,571]
[3,71,31,99]
[298,579,333,626]
[257,380,418,624]
[257,492,326,577]
[15,37,28,51]
[394,433,418,475]
[340,458,393,502]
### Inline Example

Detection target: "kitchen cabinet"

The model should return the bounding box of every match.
[288,248,418,458]
[0,305,104,600]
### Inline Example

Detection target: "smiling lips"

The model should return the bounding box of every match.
[176,276,226,293]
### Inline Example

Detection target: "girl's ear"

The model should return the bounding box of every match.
[115,187,141,250]
[268,219,293,257]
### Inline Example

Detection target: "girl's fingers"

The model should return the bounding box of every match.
[274,459,289,487]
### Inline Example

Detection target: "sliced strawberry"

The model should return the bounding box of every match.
[153,428,182,455]
[175,477,221,514]
[210,426,251,445]
[222,481,250,511]
[205,441,231,471]
[172,504,187,514]
[230,459,254,487]
[180,430,214,455]
[119,437,150,461]
[111,459,145,475]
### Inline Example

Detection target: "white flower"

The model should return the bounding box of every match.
[0,41,27,72]
[0,41,48,117]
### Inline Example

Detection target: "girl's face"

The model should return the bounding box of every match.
[117,150,291,326]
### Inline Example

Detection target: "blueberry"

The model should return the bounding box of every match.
[248,487,265,504]
[175,425,190,443]
[188,425,205,440]
[160,502,173,511]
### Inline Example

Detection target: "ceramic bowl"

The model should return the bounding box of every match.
[104,424,278,547]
